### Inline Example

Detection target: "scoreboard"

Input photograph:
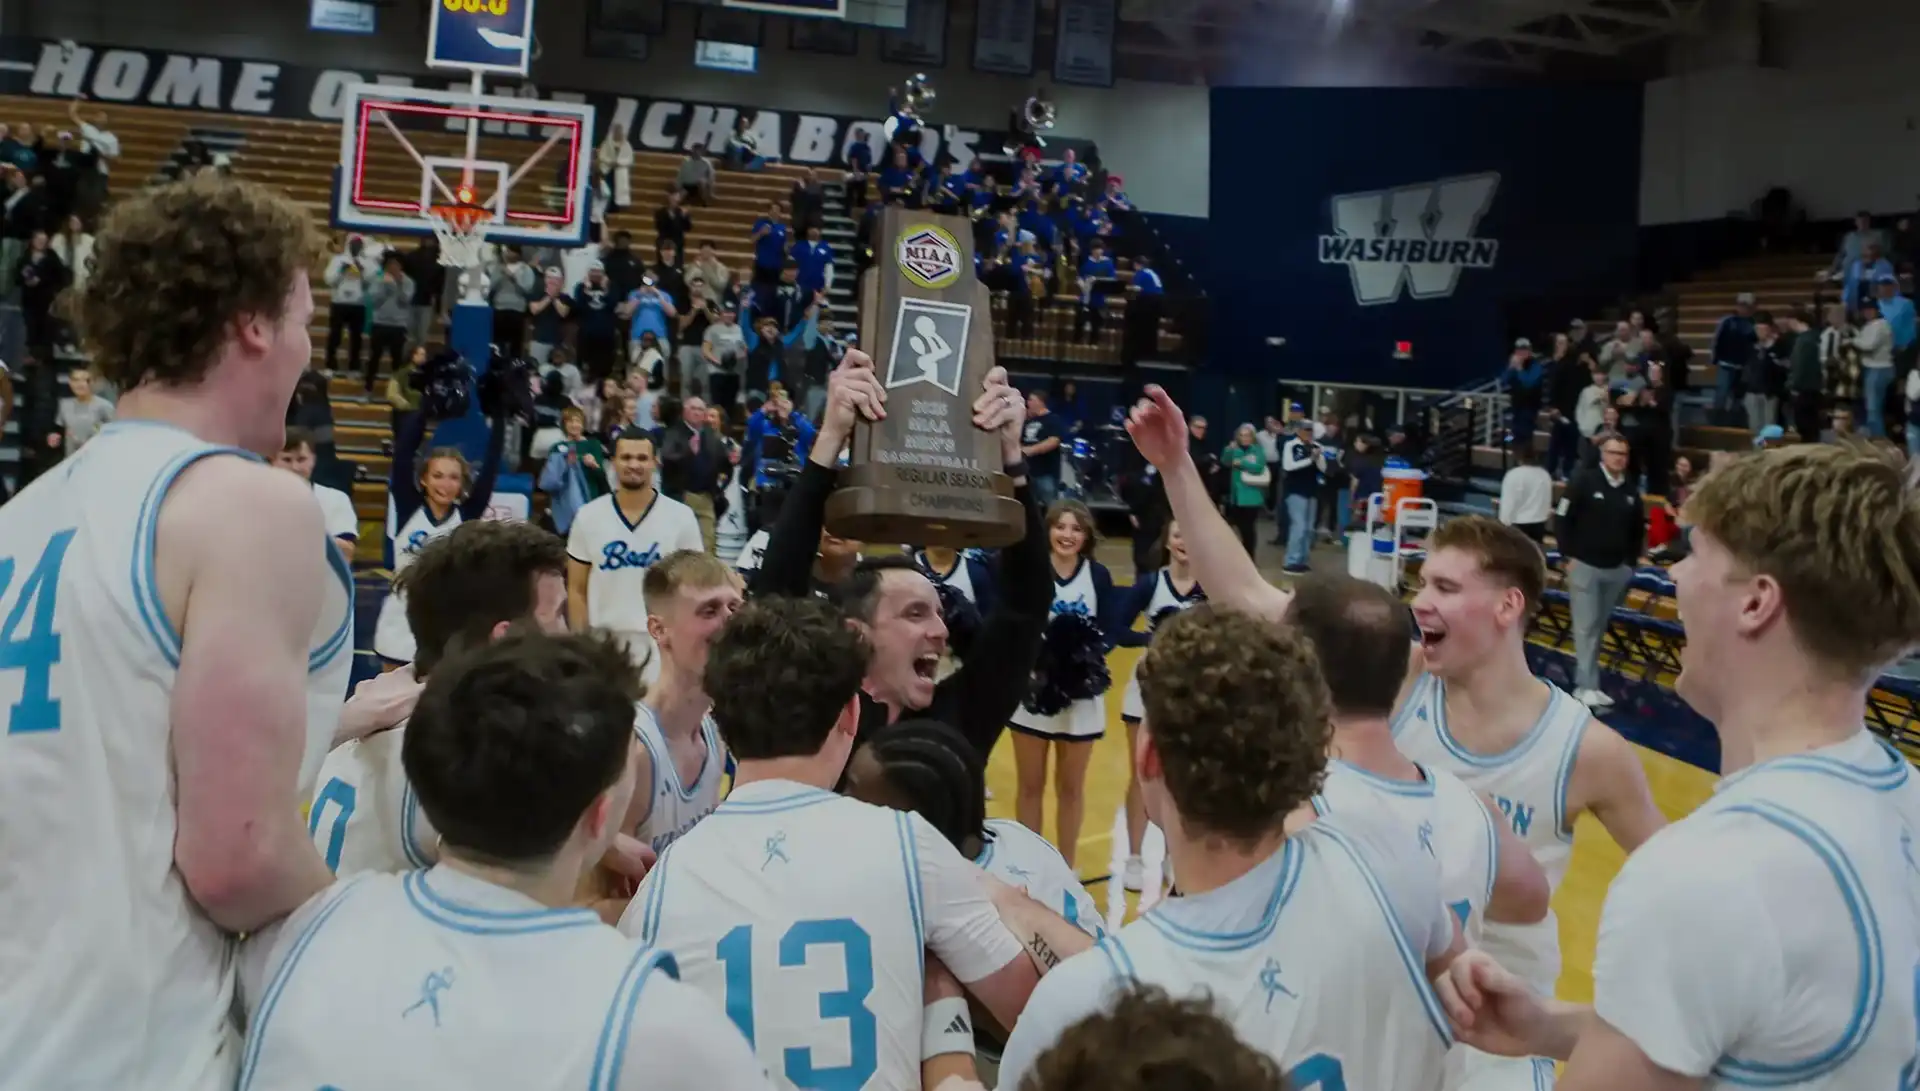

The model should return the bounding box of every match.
[428,0,537,75]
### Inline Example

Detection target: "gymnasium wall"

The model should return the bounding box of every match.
[11,0,1211,216]
[1641,0,1920,224]
[1209,85,1642,391]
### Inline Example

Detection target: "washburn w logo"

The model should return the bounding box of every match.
[1318,173,1501,306]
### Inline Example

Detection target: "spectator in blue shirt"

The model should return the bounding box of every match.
[1051,148,1087,195]
[755,261,808,333]
[1074,239,1117,345]
[790,224,834,300]
[1100,175,1133,213]
[1004,239,1041,340]
[1874,273,1916,355]
[751,199,790,285]
[844,128,873,210]
[741,390,817,489]
[878,148,916,206]
[1122,253,1164,365]
[1502,338,1545,451]
[619,279,676,360]
[1843,241,1894,313]
[570,262,621,383]
[1710,292,1757,425]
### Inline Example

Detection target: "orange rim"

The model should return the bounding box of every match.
[428,204,489,232]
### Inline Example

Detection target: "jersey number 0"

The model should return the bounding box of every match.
[717,918,877,1090]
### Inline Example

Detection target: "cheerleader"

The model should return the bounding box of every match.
[372,411,506,666]
[1009,500,1116,869]
[1110,519,1204,891]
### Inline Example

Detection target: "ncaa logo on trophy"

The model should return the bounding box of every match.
[897,225,963,290]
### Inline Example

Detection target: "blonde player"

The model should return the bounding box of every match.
[623,549,741,853]
[566,428,705,683]
[1290,574,1550,942]
[312,519,569,876]
[623,597,1090,1090]
[240,631,769,1091]
[0,176,351,1090]
[274,426,359,563]
[1394,519,1661,995]
[1439,443,1920,1090]
[1129,385,1659,1091]
[998,607,1463,1091]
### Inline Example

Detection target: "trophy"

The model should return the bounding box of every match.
[825,207,1027,548]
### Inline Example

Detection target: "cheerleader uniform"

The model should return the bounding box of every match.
[1009,556,1115,741]
[372,412,506,664]
[912,548,999,616]
[1115,568,1206,724]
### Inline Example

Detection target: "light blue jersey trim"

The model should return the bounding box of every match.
[130,445,261,668]
[1141,840,1302,952]
[630,717,665,833]
[635,705,719,805]
[1389,673,1435,739]
[309,533,355,672]
[1331,758,1437,797]
[1550,708,1590,843]
[589,947,681,1091]
[637,844,675,944]
[236,874,375,1090]
[1531,1056,1555,1090]
[711,787,837,815]
[403,869,601,935]
[1477,794,1501,907]
[1094,934,1139,982]
[1313,823,1455,1048]
[399,782,432,869]
[1431,682,1564,770]
[1718,733,1911,796]
[1709,801,1883,1085]
[895,811,926,955]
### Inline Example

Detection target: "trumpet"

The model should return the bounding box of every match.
[902,73,935,121]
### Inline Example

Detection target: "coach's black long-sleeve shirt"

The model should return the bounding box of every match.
[751,460,1051,761]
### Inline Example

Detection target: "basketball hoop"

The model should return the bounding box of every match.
[426,202,491,270]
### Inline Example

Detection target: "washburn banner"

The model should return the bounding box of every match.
[0,36,1093,170]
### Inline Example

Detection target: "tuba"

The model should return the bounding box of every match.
[902,73,936,120]
[1024,93,1056,133]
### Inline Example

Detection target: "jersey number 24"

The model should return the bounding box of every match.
[717,918,877,1091]
[0,530,75,736]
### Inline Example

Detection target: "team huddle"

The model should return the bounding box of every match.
[5,176,1920,1091]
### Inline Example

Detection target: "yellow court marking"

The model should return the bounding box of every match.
[982,644,1723,998]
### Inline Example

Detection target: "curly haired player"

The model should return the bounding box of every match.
[999,605,1463,1091]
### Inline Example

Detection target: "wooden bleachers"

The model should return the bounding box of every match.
[0,95,1183,560]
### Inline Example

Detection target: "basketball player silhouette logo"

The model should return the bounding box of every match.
[885,297,973,395]
[908,316,952,382]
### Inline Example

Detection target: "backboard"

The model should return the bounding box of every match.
[331,82,595,250]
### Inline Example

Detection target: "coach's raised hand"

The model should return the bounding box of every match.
[971,364,1027,476]
[810,349,888,467]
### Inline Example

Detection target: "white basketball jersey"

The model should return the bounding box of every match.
[717,468,749,566]
[632,701,727,854]
[1392,674,1588,992]
[237,868,726,1091]
[1001,810,1453,1091]
[978,818,1103,938]
[622,779,1025,1091]
[916,550,977,604]
[309,720,439,877]
[0,421,353,1091]
[374,502,463,662]
[313,481,359,544]
[1593,733,1920,1089]
[566,491,704,667]
[1313,760,1499,943]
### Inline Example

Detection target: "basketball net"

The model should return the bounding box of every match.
[426,201,490,271]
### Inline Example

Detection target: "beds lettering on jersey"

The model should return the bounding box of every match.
[0,528,74,735]
[715,918,878,1088]
[599,541,662,572]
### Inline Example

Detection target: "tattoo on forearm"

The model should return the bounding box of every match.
[1028,933,1060,971]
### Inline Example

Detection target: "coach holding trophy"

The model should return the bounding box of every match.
[752,348,1051,764]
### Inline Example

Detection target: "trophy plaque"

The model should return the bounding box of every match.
[824,207,1026,548]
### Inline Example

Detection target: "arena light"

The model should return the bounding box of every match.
[349,99,583,224]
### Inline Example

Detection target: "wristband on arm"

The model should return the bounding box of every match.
[922,996,976,1061]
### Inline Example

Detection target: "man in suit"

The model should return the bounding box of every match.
[659,394,721,552]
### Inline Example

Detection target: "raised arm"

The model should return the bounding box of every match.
[458,408,509,521]
[1126,386,1289,620]
[752,353,887,597]
[162,459,336,933]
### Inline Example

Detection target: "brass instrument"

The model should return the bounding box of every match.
[1024,94,1056,133]
[902,73,936,121]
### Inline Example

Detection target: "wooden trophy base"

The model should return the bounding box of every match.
[824,462,1026,548]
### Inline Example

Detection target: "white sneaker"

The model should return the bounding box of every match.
[1576,688,1615,709]
[1121,856,1145,892]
